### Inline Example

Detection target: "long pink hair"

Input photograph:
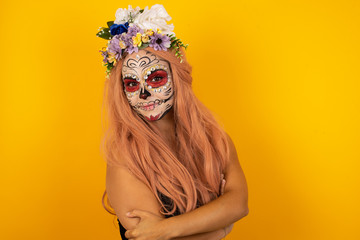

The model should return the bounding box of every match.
[101,47,230,216]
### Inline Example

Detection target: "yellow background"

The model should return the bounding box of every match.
[1,0,359,239]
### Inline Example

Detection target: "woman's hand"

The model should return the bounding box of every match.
[220,173,226,196]
[223,223,234,239]
[219,173,234,239]
[124,209,170,240]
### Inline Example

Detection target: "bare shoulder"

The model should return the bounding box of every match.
[224,132,239,168]
[106,163,164,230]
[225,132,238,160]
[223,132,248,198]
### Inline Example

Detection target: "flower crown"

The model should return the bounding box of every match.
[96,4,188,78]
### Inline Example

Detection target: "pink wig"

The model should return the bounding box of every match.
[101,47,230,216]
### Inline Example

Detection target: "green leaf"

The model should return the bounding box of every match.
[107,21,114,28]
[96,28,112,40]
[139,43,150,49]
[107,62,114,71]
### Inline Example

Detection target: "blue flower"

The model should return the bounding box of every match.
[110,22,129,36]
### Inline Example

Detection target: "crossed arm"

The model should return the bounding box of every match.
[106,133,249,239]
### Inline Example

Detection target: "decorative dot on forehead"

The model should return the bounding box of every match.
[143,64,168,80]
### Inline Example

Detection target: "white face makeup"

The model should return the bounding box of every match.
[122,50,174,121]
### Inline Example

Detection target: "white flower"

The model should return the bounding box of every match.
[114,5,141,24]
[128,5,141,19]
[133,4,175,36]
[114,8,128,24]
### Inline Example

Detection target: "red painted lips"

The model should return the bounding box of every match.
[145,113,161,121]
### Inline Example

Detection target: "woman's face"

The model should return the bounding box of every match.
[121,50,174,121]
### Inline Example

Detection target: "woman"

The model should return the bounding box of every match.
[98,4,249,240]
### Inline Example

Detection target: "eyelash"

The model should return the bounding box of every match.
[123,69,168,93]
[150,76,163,82]
[125,77,163,84]
[126,81,138,87]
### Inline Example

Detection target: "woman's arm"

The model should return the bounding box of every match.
[125,133,249,239]
[166,133,248,238]
[106,160,234,240]
[166,176,233,240]
[171,223,234,240]
[123,177,234,240]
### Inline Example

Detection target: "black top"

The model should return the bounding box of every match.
[117,192,182,240]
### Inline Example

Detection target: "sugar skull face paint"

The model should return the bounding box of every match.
[122,50,174,121]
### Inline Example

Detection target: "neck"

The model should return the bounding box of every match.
[146,108,177,153]
[149,108,175,134]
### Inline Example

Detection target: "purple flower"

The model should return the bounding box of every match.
[118,31,139,54]
[99,49,108,63]
[127,25,144,37]
[120,33,132,46]
[149,33,171,51]
[110,22,129,36]
[107,35,122,60]
[125,43,139,54]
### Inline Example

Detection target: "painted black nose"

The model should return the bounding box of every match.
[139,88,151,100]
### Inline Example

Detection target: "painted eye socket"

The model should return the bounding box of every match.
[124,79,140,92]
[146,70,168,88]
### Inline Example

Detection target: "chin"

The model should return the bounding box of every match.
[144,112,162,121]
[139,106,173,122]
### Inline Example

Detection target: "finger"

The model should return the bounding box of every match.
[126,211,136,218]
[221,179,226,195]
[125,229,138,239]
[221,181,224,195]
[126,209,149,218]
[227,223,234,233]
[219,174,225,193]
